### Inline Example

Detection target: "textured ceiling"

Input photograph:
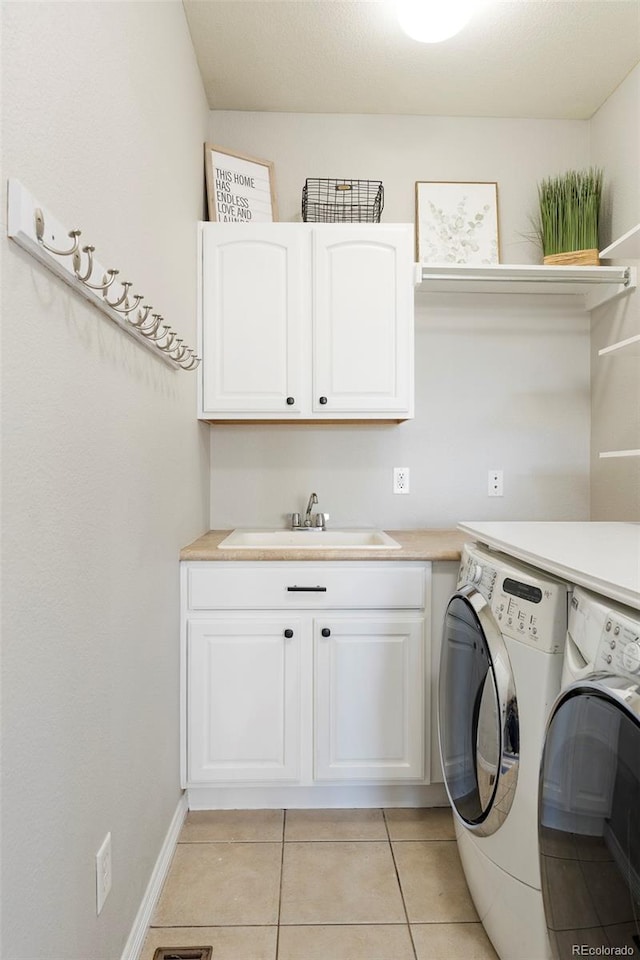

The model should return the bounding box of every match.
[183,0,640,119]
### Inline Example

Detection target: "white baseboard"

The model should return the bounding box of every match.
[120,791,188,960]
[187,782,449,810]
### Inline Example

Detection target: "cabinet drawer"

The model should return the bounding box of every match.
[186,563,427,610]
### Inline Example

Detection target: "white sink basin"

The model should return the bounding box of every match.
[218,529,402,550]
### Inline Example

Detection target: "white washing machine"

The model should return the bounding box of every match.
[439,543,569,960]
[538,587,640,960]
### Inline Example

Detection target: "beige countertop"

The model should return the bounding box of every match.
[180,528,467,562]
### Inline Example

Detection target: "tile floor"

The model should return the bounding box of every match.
[141,807,498,960]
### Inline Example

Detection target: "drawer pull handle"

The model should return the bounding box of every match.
[321,627,331,638]
[286,396,295,405]
[284,628,294,638]
[287,585,327,592]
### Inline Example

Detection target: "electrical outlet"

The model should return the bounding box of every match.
[393,467,410,494]
[96,832,112,915]
[488,469,504,497]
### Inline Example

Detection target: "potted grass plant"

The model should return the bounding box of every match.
[536,168,603,266]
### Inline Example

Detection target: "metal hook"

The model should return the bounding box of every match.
[179,355,201,370]
[103,280,132,309]
[135,312,162,335]
[139,314,163,335]
[128,304,153,327]
[73,245,95,282]
[157,331,178,352]
[112,293,144,316]
[141,321,170,342]
[35,208,81,257]
[139,314,164,336]
[169,341,188,361]
[152,325,171,343]
[82,268,119,293]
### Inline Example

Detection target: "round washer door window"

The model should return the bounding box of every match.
[539,681,640,960]
[439,589,518,834]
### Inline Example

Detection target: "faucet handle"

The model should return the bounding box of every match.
[291,512,301,529]
[314,512,330,529]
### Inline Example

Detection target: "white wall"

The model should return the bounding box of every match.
[1,4,210,958]
[207,112,591,528]
[589,64,640,521]
[590,64,640,248]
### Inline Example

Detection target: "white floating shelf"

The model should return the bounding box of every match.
[600,224,640,261]
[599,449,640,459]
[599,334,640,358]
[416,263,635,310]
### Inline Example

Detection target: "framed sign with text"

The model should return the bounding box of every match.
[204,144,278,223]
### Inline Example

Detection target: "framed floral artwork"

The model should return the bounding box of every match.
[415,181,500,264]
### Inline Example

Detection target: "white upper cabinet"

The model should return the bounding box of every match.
[200,225,305,415]
[312,227,414,415]
[198,223,414,421]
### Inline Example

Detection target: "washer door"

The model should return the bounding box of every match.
[438,585,519,836]
[539,678,640,959]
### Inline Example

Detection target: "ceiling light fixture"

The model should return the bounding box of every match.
[395,0,480,43]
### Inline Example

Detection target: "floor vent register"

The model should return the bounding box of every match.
[152,950,213,960]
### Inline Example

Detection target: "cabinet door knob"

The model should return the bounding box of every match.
[284,628,294,638]
[319,396,328,405]
[286,396,295,406]
[321,627,331,638]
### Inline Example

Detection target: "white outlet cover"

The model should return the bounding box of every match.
[488,469,504,497]
[393,467,410,494]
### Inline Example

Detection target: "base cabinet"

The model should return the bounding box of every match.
[188,618,301,782]
[314,617,424,780]
[181,562,432,795]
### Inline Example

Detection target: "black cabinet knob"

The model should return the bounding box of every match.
[284,628,294,638]
[321,627,331,637]
[286,396,295,406]
[319,396,328,405]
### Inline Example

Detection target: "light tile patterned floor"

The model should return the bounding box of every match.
[141,807,499,960]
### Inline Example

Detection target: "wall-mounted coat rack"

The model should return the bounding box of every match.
[6,179,200,371]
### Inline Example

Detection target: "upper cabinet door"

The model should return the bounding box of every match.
[311,226,414,417]
[200,224,305,416]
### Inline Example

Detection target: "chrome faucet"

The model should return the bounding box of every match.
[291,492,329,531]
[304,492,318,526]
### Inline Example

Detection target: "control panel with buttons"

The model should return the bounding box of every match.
[595,612,640,678]
[458,543,568,654]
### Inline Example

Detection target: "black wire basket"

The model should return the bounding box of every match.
[302,179,384,223]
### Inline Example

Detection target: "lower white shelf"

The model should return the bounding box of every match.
[599,450,640,459]
[599,334,640,358]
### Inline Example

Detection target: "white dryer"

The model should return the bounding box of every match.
[538,587,640,960]
[439,543,569,960]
